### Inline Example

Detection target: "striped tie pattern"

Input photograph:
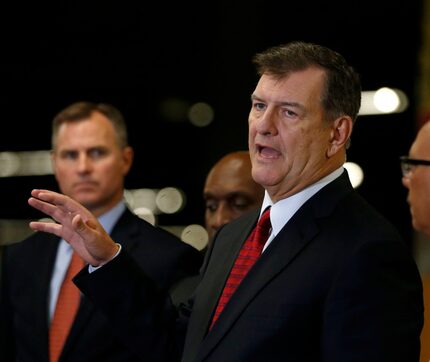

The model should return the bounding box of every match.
[49,251,84,362]
[210,207,271,330]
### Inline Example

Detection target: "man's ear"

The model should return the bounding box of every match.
[122,146,134,175]
[327,116,353,157]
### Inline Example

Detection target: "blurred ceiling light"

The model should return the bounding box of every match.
[181,224,209,251]
[20,151,53,175]
[359,87,409,115]
[344,161,364,188]
[155,187,186,214]
[188,102,214,127]
[133,207,157,225]
[124,188,158,213]
[0,152,21,177]
[0,150,53,177]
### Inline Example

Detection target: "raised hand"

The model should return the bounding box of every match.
[28,189,119,266]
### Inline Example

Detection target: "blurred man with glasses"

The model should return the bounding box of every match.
[401,122,430,235]
[401,120,430,362]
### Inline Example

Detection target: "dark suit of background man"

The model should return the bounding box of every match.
[28,42,423,361]
[0,101,203,362]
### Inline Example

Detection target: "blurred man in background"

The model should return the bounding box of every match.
[0,101,202,362]
[401,120,430,235]
[203,150,264,243]
[170,151,265,303]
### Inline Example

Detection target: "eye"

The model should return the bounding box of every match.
[88,148,107,159]
[253,102,266,111]
[59,150,78,160]
[205,199,218,213]
[230,196,255,211]
[283,108,298,118]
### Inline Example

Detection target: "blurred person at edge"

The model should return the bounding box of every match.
[0,101,203,362]
[401,120,430,235]
[401,120,430,362]
[203,150,264,243]
[27,42,423,361]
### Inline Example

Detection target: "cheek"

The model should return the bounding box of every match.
[248,125,256,138]
[102,160,124,175]
[421,182,430,207]
[54,165,72,178]
[409,178,430,208]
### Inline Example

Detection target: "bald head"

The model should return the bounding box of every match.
[204,151,265,240]
[402,121,430,235]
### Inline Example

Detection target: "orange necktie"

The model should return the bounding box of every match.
[49,251,84,362]
[210,207,272,329]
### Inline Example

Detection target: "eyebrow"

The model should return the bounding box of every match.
[250,94,305,111]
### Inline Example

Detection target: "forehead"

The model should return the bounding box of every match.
[206,156,253,182]
[411,123,430,157]
[204,177,258,200]
[56,112,116,145]
[254,68,326,104]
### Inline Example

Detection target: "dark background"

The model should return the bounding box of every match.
[0,1,424,245]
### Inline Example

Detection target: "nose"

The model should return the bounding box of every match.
[214,211,231,229]
[208,203,234,235]
[254,107,277,136]
[401,175,410,189]
[77,154,92,173]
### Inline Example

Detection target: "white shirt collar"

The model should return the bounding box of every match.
[261,167,344,251]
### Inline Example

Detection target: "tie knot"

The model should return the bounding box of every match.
[256,207,271,238]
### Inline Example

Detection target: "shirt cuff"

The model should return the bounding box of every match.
[88,243,122,273]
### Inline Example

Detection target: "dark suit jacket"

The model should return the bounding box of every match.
[0,208,203,362]
[74,172,424,362]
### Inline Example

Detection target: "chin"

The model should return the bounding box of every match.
[73,195,99,208]
[253,170,278,188]
[412,219,424,233]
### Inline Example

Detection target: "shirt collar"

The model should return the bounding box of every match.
[261,167,344,238]
[98,200,126,234]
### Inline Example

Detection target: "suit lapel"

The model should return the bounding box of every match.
[32,234,60,334]
[203,216,257,318]
[17,232,61,359]
[197,207,319,360]
[182,211,257,360]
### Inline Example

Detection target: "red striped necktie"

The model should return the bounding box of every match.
[210,207,272,330]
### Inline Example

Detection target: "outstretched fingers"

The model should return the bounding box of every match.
[28,189,119,266]
[28,196,65,223]
[30,189,79,216]
[29,219,63,237]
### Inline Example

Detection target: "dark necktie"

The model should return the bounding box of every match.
[49,251,84,362]
[210,207,272,329]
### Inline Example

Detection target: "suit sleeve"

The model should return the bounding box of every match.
[74,250,190,362]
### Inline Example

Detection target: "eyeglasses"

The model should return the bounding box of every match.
[400,156,430,177]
